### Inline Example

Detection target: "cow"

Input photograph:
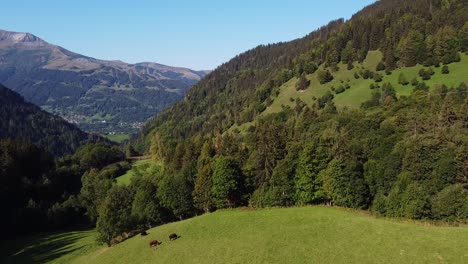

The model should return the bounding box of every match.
[169,233,179,241]
[141,230,148,236]
[149,240,160,247]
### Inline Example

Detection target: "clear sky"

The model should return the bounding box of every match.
[0,0,376,70]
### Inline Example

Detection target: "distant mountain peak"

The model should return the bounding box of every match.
[0,30,47,47]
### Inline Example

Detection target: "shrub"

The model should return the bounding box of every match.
[317,70,334,84]
[376,61,386,71]
[398,73,409,85]
[419,69,431,80]
[441,65,449,74]
[373,73,383,83]
[335,85,345,94]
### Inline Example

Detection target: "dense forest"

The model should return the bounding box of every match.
[0,84,106,156]
[0,140,126,236]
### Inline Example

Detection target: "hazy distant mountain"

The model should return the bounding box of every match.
[0,29,209,134]
[0,84,106,156]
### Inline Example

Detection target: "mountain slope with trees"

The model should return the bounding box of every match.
[0,84,104,156]
[119,0,468,234]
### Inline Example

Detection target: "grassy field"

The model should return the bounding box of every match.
[0,230,102,264]
[5,207,466,264]
[103,134,130,144]
[115,159,157,185]
[263,52,468,114]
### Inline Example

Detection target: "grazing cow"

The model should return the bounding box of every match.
[169,233,179,241]
[149,240,160,247]
[141,230,148,236]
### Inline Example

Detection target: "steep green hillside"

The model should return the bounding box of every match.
[0,84,103,156]
[3,207,467,264]
[263,52,468,114]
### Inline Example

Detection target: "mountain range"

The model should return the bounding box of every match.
[0,29,209,134]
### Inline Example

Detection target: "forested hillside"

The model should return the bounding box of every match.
[136,0,467,147]
[0,84,103,156]
[111,0,468,238]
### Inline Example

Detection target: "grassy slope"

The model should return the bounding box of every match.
[12,207,464,264]
[115,159,156,185]
[263,52,468,115]
[0,230,102,264]
[103,134,130,144]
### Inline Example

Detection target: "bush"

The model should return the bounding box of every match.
[398,73,409,85]
[376,62,386,71]
[419,69,431,80]
[441,65,449,74]
[335,85,345,94]
[354,72,360,79]
[414,82,429,92]
[372,192,387,216]
[373,73,383,83]
[361,69,372,79]
[411,78,419,86]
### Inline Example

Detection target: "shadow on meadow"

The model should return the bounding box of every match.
[0,230,94,264]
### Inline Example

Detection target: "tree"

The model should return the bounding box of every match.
[341,41,354,64]
[431,184,468,221]
[294,143,329,205]
[434,26,460,64]
[295,73,310,91]
[150,133,166,162]
[384,46,396,70]
[211,156,243,208]
[131,177,163,228]
[317,70,334,84]
[193,142,214,212]
[80,169,113,222]
[96,185,135,246]
[321,159,369,208]
[158,174,194,220]
[397,30,426,67]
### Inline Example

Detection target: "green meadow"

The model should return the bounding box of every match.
[3,207,467,264]
[263,52,468,114]
[115,159,157,186]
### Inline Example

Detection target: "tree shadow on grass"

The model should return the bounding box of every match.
[0,230,96,264]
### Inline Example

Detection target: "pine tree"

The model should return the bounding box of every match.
[295,73,310,91]
[193,142,214,212]
[294,143,329,205]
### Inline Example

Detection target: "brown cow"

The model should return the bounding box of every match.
[169,233,179,241]
[149,240,160,247]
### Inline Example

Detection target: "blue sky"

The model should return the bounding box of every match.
[0,0,376,70]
